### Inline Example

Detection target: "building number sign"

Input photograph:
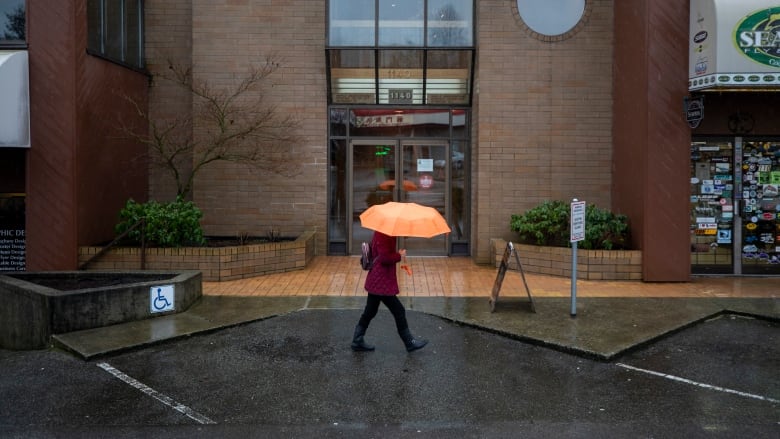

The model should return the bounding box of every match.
[388,89,413,104]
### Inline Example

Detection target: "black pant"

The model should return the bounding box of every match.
[358,294,408,334]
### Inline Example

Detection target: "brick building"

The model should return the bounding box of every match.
[1,0,779,280]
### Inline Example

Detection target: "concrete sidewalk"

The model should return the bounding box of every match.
[50,256,779,360]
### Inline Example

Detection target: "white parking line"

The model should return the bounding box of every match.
[616,363,779,404]
[97,362,216,425]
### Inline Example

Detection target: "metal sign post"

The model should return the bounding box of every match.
[569,199,586,317]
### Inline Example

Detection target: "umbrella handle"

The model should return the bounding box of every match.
[400,256,412,276]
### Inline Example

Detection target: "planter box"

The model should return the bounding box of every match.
[79,231,316,282]
[0,270,201,349]
[491,238,643,281]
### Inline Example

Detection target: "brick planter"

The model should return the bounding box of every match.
[79,231,316,282]
[491,238,642,281]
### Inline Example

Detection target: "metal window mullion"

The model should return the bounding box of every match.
[422,48,427,104]
[137,0,145,67]
[374,49,379,104]
[100,0,106,54]
[120,0,127,62]
[423,0,428,46]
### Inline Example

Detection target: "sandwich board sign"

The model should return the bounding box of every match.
[489,241,536,313]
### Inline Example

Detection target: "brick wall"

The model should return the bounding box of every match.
[145,0,194,202]
[491,238,642,281]
[473,1,614,264]
[79,231,316,282]
[143,1,616,263]
[144,1,329,254]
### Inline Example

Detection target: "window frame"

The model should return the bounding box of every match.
[0,0,27,48]
[326,0,475,106]
[86,0,145,71]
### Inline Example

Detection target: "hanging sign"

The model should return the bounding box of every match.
[685,96,704,128]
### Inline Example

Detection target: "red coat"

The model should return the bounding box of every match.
[364,232,401,296]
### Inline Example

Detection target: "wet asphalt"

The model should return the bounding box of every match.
[0,308,777,438]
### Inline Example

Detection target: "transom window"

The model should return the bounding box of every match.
[329,0,473,47]
[87,0,145,70]
[327,0,474,105]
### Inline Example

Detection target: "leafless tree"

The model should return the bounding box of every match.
[121,55,301,199]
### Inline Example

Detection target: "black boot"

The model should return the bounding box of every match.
[399,328,428,352]
[351,325,374,351]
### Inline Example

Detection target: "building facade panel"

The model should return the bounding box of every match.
[472,0,614,264]
[613,0,693,281]
[5,0,777,280]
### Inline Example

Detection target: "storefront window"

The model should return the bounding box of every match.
[740,139,780,274]
[327,108,470,255]
[0,0,25,45]
[690,139,734,274]
[691,137,780,275]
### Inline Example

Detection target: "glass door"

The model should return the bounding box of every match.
[691,137,780,275]
[399,141,449,256]
[349,140,450,256]
[350,140,396,254]
[690,139,735,274]
[739,139,780,274]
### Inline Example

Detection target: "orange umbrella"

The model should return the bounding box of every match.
[378,179,418,191]
[359,202,451,238]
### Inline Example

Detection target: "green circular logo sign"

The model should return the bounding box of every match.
[734,7,780,67]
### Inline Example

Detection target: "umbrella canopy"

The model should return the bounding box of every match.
[359,202,451,238]
[378,179,418,191]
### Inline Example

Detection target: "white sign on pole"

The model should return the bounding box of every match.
[570,200,586,242]
[150,285,175,313]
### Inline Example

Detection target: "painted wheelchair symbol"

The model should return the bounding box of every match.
[153,287,171,310]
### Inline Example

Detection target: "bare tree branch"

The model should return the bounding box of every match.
[117,55,302,199]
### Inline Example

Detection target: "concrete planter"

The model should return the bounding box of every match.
[491,238,642,281]
[0,270,201,349]
[79,231,316,282]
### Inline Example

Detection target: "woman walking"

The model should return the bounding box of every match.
[351,231,428,352]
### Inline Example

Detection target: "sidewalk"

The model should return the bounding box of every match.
[52,256,779,360]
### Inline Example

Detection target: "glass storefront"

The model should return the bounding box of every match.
[328,108,469,256]
[691,138,780,275]
[325,1,475,257]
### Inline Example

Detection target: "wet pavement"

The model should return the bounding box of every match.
[1,309,778,438]
[2,257,779,437]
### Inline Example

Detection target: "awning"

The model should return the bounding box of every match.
[0,50,30,147]
[689,0,780,91]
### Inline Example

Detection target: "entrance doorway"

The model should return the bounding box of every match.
[690,137,780,275]
[349,140,449,256]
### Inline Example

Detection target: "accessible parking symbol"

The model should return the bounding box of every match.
[150,285,175,313]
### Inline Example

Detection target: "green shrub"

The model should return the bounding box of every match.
[510,200,630,250]
[115,197,206,247]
